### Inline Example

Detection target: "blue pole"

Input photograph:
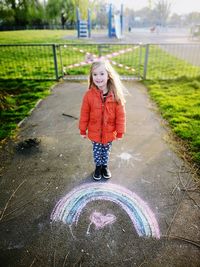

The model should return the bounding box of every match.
[88,9,91,38]
[120,4,123,36]
[76,8,80,38]
[108,4,112,38]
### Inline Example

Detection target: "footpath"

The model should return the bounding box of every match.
[0,81,199,267]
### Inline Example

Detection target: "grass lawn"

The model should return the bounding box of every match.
[0,79,55,140]
[143,76,200,166]
[0,30,78,44]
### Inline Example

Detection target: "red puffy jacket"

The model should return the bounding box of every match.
[79,86,126,144]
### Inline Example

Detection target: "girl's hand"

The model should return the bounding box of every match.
[116,133,123,140]
[81,134,87,139]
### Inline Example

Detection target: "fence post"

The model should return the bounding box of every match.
[52,44,59,80]
[143,44,149,80]
[138,44,142,79]
[98,44,102,57]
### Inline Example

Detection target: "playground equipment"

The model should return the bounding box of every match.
[76,4,123,39]
[108,4,123,39]
[76,8,91,38]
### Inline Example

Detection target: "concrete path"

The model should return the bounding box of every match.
[0,81,199,266]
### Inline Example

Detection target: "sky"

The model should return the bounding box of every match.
[107,0,200,15]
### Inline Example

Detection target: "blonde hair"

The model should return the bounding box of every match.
[88,59,126,105]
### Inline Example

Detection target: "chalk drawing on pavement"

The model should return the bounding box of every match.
[51,183,160,239]
[86,211,117,235]
[113,151,142,167]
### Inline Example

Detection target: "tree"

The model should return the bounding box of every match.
[93,1,108,29]
[134,7,155,27]
[46,0,90,28]
[46,0,64,24]
[0,0,45,27]
[154,0,171,26]
[187,12,200,25]
[0,1,15,26]
[169,13,181,27]
[27,1,46,26]
[124,7,135,28]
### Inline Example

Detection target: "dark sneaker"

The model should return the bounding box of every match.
[93,165,102,180]
[102,165,111,179]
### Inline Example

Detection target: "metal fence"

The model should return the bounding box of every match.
[145,43,200,80]
[0,44,61,80]
[0,43,199,81]
[60,43,143,80]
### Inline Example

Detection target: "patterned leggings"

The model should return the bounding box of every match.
[92,142,112,166]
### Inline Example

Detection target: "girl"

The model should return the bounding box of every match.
[79,59,126,180]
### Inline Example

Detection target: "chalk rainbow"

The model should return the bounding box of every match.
[51,183,160,239]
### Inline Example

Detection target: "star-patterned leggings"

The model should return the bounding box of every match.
[92,141,112,166]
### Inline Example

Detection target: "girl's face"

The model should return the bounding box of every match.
[92,64,108,92]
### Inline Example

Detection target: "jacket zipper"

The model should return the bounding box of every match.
[100,90,108,143]
[101,96,105,143]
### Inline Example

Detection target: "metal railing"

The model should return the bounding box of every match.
[144,43,200,80]
[0,43,199,80]
[60,43,143,80]
[0,44,62,80]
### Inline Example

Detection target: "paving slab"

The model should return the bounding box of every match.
[0,81,199,267]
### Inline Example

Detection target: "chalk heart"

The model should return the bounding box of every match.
[90,211,116,230]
